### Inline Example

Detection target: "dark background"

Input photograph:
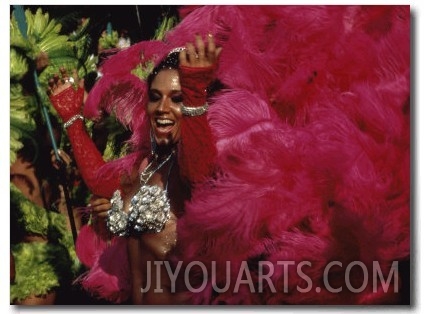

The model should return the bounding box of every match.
[12,5,181,54]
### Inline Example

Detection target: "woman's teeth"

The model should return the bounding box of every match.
[156,118,174,127]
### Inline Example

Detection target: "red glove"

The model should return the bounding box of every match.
[179,64,217,107]
[49,85,119,197]
[178,65,218,185]
[49,86,85,122]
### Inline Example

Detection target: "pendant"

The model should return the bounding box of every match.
[107,190,129,236]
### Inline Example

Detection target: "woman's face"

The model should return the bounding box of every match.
[147,69,183,147]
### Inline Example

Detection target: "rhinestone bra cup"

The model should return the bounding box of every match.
[107,187,171,236]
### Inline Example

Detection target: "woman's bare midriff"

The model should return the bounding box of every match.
[124,160,189,304]
[138,214,189,304]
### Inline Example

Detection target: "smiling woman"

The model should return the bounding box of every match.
[46,33,221,304]
[147,54,183,147]
[40,5,409,306]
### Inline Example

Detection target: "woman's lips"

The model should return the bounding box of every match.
[154,118,175,135]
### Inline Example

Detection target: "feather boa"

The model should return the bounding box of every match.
[172,5,409,304]
[75,224,131,303]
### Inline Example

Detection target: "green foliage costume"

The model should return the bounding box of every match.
[10,6,93,303]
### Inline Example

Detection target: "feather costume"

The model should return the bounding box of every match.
[74,5,409,304]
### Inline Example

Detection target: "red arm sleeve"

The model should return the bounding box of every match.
[66,120,120,197]
[50,87,120,197]
[178,65,217,186]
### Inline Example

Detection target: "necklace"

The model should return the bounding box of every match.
[139,152,174,185]
[107,151,175,236]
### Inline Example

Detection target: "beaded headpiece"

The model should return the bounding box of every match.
[147,47,185,85]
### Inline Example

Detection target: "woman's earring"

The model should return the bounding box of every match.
[150,129,157,156]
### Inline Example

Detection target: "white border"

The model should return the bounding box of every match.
[2,1,420,313]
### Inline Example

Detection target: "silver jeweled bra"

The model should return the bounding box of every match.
[106,152,174,236]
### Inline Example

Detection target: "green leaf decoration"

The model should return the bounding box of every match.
[10,7,97,165]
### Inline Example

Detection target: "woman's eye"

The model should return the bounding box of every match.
[171,95,183,103]
[148,91,161,102]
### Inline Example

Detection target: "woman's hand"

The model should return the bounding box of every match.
[51,149,72,170]
[179,34,222,68]
[48,67,86,122]
[88,195,111,219]
[87,195,112,239]
[48,67,82,96]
